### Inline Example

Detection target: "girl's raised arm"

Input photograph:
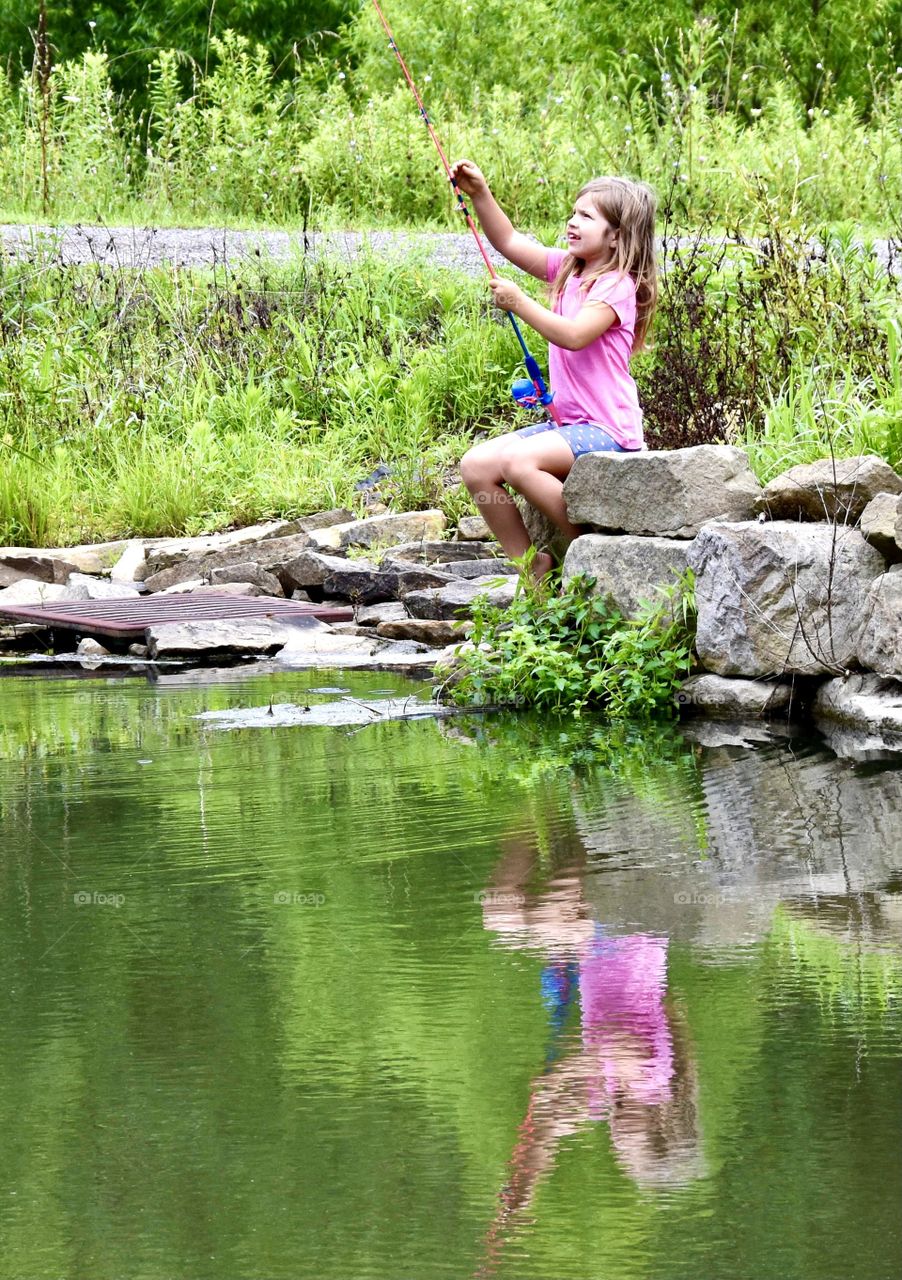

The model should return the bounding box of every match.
[450,159,550,281]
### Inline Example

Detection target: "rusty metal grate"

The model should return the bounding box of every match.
[0,593,352,639]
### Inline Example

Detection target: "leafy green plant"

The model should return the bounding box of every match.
[438,569,696,719]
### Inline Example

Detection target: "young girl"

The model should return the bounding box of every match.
[450,160,658,580]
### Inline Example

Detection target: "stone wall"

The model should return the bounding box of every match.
[560,447,902,753]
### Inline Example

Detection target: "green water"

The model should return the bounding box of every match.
[1,666,901,1280]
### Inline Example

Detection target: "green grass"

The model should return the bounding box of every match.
[0,230,898,548]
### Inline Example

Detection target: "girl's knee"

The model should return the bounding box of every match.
[460,447,502,490]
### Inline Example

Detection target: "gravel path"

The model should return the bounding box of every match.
[0,223,899,275]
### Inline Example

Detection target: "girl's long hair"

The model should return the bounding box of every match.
[550,177,658,352]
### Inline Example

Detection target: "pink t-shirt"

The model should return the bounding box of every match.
[545,248,643,450]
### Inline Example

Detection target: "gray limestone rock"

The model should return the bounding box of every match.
[209,562,284,595]
[676,673,797,719]
[763,455,902,523]
[689,520,886,676]
[562,533,693,618]
[145,618,296,659]
[143,532,321,592]
[813,673,902,743]
[404,576,518,620]
[859,492,902,558]
[857,569,902,675]
[308,509,446,552]
[455,515,492,541]
[383,540,502,564]
[0,579,70,605]
[563,445,762,537]
[375,618,472,645]
[436,558,518,579]
[0,549,80,587]
[64,573,141,600]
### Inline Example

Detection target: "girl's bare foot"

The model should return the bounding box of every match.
[529,552,555,584]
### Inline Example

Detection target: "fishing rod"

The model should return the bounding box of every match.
[368,0,562,425]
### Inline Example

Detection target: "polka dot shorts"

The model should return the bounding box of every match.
[513,419,633,458]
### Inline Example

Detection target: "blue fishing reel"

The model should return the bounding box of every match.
[512,378,554,410]
[512,354,554,411]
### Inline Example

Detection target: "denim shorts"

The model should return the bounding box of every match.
[513,419,633,459]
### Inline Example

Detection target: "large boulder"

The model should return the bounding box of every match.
[562,533,692,618]
[383,540,502,564]
[563,445,762,537]
[762,455,902,522]
[64,573,141,600]
[0,578,70,605]
[145,618,295,659]
[689,521,886,676]
[857,569,902,675]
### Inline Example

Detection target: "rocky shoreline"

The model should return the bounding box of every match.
[2,446,901,756]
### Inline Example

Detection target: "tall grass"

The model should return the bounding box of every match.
[0,231,897,548]
[0,21,900,230]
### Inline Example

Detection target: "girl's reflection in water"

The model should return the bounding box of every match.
[479,834,706,1266]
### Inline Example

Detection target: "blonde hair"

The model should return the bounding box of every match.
[550,176,658,352]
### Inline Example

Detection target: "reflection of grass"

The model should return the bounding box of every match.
[769,902,902,1018]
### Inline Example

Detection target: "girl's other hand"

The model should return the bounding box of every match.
[450,158,488,196]
[489,277,526,312]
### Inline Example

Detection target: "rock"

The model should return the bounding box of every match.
[690,521,886,676]
[859,493,902,558]
[676,674,797,719]
[76,637,112,657]
[127,643,149,657]
[370,540,501,564]
[813,673,902,743]
[209,562,284,596]
[562,534,692,618]
[375,618,472,645]
[0,550,80,587]
[280,550,350,591]
[515,497,569,563]
[0,579,70,605]
[109,538,147,583]
[64,573,141,600]
[179,582,271,597]
[857,569,902,675]
[378,559,456,593]
[763,455,902,523]
[455,515,493,541]
[143,532,320,592]
[437,558,518,579]
[320,560,399,604]
[404,576,518,621]
[563,445,762,537]
[145,618,297,659]
[308,509,446,552]
[354,601,409,626]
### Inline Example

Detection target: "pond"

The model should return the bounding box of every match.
[1,665,900,1280]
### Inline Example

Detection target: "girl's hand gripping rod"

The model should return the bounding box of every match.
[368,0,562,425]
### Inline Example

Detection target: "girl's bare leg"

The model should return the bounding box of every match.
[459,433,582,579]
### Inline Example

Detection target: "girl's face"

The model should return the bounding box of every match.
[566,198,618,262]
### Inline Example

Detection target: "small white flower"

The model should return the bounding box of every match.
[750,107,762,117]
[662,73,671,82]
[816,62,823,70]
[741,72,749,82]
[807,108,815,117]
[210,163,217,172]
[491,128,499,135]
[424,75,432,83]
[338,72,346,80]
[823,109,830,116]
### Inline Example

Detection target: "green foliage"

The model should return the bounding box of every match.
[439,569,696,719]
[0,13,900,227]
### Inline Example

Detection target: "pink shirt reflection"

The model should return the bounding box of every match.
[579,932,674,1115]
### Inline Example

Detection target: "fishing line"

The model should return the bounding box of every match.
[368,0,561,423]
